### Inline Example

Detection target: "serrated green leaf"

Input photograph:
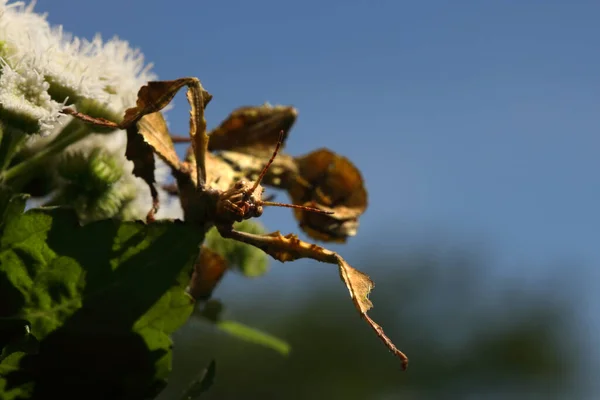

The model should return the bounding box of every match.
[204,219,269,277]
[0,206,204,400]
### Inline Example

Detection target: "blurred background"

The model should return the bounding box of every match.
[37,1,598,398]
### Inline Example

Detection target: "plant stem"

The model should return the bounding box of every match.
[0,125,27,172]
[1,121,91,184]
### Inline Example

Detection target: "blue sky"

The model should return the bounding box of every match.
[38,0,599,263]
[37,0,600,389]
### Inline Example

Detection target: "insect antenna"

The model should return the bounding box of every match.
[261,200,334,215]
[248,130,285,195]
[247,130,333,216]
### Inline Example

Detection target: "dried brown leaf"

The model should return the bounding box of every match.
[216,151,298,190]
[208,104,297,156]
[185,82,210,188]
[187,246,228,301]
[183,148,236,192]
[63,78,212,221]
[207,147,367,242]
[136,112,181,171]
[125,112,179,221]
[119,78,211,191]
[124,125,158,220]
[218,228,408,370]
[121,79,203,220]
[121,79,211,126]
[288,149,368,242]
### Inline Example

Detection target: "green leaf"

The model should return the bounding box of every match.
[181,359,216,399]
[0,206,204,400]
[194,301,290,356]
[0,190,27,234]
[204,220,269,277]
[216,321,291,356]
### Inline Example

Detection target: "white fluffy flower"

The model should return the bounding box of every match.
[0,0,156,115]
[0,59,62,134]
[0,0,183,220]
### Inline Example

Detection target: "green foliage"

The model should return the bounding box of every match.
[194,300,290,356]
[204,220,269,277]
[0,195,204,400]
[214,321,290,356]
[0,191,24,232]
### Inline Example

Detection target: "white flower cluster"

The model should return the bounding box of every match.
[0,1,155,127]
[0,0,183,220]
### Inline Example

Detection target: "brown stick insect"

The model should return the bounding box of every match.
[62,77,409,370]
